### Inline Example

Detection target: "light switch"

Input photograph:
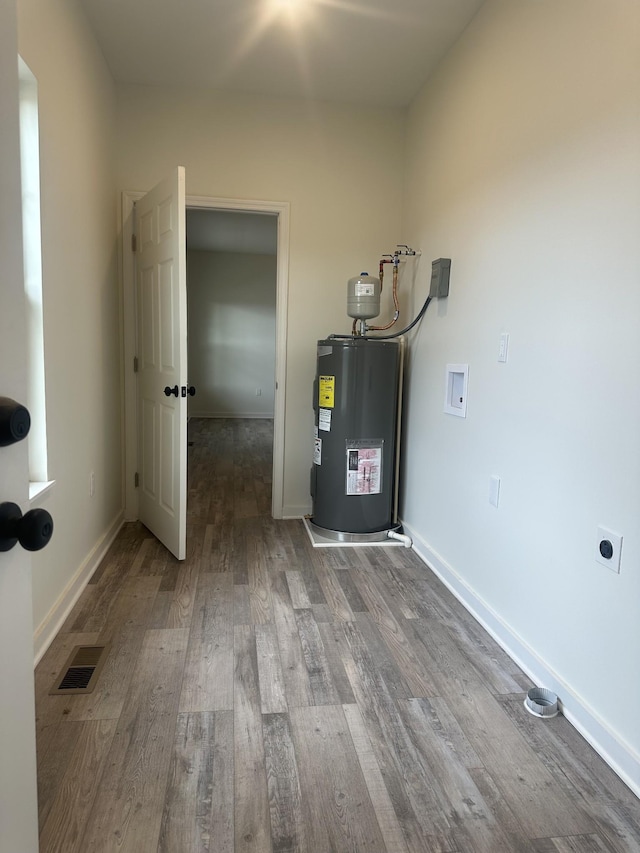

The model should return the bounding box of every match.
[489,475,500,507]
[498,333,509,363]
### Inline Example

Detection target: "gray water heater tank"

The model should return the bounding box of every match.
[310,337,401,535]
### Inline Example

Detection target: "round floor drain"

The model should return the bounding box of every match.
[524,687,559,718]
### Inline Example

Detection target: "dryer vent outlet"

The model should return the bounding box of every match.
[595,526,622,573]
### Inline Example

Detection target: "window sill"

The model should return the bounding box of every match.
[29,480,56,504]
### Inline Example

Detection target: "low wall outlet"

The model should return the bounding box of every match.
[595,525,622,573]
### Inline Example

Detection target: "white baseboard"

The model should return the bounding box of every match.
[281,505,310,520]
[402,519,640,800]
[33,512,124,665]
[188,411,274,419]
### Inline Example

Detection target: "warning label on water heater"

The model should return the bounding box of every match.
[319,376,335,408]
[345,443,383,495]
[318,408,332,432]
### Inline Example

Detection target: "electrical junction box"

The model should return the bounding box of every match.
[429,258,451,298]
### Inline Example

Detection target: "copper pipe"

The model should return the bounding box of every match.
[368,262,400,331]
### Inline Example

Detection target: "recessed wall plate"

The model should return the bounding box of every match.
[595,525,622,573]
[444,364,468,418]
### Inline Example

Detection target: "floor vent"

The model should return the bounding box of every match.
[50,644,109,695]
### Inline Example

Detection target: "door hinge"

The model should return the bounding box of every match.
[133,356,138,373]
[131,233,137,252]
[134,472,139,488]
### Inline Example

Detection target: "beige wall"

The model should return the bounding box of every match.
[401,0,640,785]
[116,85,406,515]
[18,0,121,640]
[187,250,277,418]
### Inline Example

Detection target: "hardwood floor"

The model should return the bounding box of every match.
[36,418,640,852]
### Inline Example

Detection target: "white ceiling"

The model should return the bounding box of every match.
[83,0,486,253]
[79,0,485,108]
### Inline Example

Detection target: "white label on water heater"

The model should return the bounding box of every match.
[319,408,332,432]
[345,445,382,495]
[313,438,322,465]
[355,282,375,296]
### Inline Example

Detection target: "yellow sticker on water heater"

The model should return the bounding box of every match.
[319,375,335,408]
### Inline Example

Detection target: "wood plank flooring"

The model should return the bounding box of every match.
[36,418,640,852]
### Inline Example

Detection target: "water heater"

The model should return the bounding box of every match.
[310,337,402,538]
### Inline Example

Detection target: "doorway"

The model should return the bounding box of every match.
[121,191,290,528]
[185,208,277,421]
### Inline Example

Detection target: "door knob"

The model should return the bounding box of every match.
[181,386,196,397]
[0,502,54,552]
[164,385,179,397]
[0,397,31,446]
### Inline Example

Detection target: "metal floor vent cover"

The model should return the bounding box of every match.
[49,644,110,695]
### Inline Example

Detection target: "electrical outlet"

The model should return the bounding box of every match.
[595,525,622,573]
[255,388,262,397]
[89,471,95,497]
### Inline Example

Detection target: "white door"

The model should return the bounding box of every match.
[0,2,40,850]
[136,167,187,560]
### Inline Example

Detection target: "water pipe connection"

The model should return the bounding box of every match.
[352,245,420,337]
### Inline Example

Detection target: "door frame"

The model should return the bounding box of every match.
[1,3,40,847]
[121,191,290,521]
